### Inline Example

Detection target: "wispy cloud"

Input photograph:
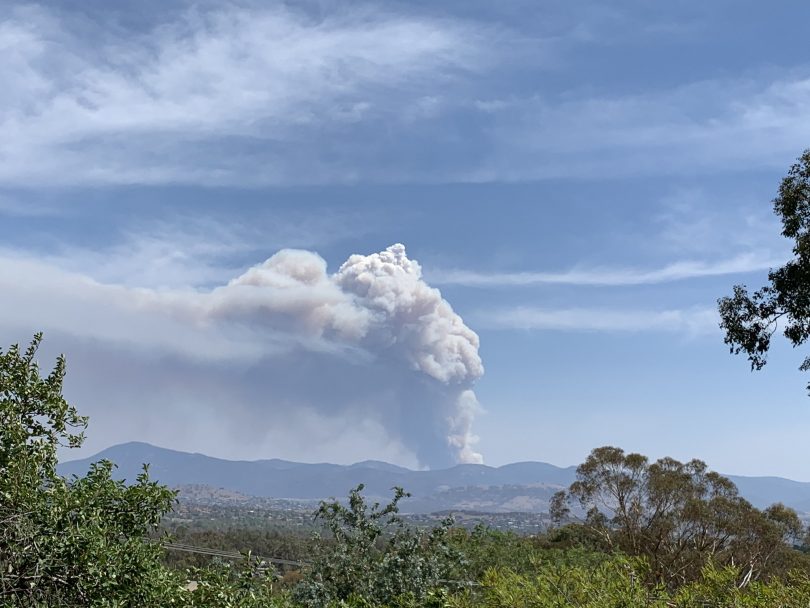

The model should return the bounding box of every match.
[464,74,810,181]
[475,306,718,335]
[0,2,489,186]
[1,2,808,186]
[652,188,784,257]
[2,207,380,289]
[429,252,783,288]
[0,194,63,217]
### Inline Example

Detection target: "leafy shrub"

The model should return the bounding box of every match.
[0,335,183,606]
[183,558,284,608]
[294,484,463,608]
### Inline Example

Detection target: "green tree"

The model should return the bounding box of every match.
[0,335,183,606]
[183,557,282,608]
[552,446,804,587]
[293,484,462,608]
[718,149,810,393]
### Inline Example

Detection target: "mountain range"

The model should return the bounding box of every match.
[57,442,810,515]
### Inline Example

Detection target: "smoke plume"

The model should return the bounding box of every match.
[214,243,484,465]
[0,244,484,467]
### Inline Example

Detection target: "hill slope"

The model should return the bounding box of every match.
[58,442,810,515]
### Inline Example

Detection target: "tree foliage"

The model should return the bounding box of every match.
[293,484,462,608]
[476,553,661,608]
[718,149,810,391]
[183,558,283,608]
[552,446,804,587]
[463,558,810,608]
[0,335,182,606]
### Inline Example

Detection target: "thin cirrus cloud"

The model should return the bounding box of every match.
[475,306,718,335]
[0,195,62,217]
[26,210,380,290]
[0,2,808,187]
[463,74,810,182]
[0,2,490,186]
[429,251,784,288]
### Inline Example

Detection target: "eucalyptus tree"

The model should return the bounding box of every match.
[718,149,810,393]
[552,446,803,587]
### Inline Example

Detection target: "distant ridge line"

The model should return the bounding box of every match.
[57,442,810,515]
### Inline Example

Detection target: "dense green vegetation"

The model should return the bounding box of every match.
[551,446,807,588]
[6,335,810,606]
[0,335,180,606]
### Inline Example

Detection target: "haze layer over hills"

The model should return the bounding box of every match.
[59,442,810,515]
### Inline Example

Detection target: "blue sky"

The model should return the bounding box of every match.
[2,0,810,477]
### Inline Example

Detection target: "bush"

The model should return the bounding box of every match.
[294,485,463,608]
[0,335,184,606]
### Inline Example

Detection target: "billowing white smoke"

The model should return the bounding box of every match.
[211,243,484,465]
[0,243,484,467]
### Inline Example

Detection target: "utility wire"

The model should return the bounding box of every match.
[162,541,307,567]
